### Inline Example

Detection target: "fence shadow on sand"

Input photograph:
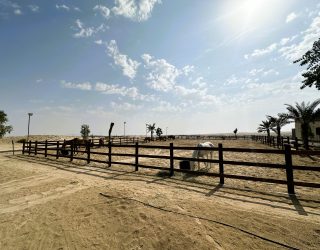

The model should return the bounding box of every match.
[7,154,320,217]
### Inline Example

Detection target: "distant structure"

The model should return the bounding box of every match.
[293,119,320,141]
[233,128,238,139]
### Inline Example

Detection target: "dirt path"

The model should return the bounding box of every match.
[0,151,319,249]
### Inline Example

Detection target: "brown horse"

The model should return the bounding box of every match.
[60,138,92,155]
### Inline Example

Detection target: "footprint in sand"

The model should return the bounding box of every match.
[0,176,87,214]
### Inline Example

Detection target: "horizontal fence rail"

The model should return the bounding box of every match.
[21,140,320,194]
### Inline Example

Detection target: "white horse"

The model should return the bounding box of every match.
[190,142,214,171]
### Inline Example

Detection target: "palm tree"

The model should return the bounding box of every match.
[147,123,156,141]
[257,118,272,142]
[267,113,290,146]
[285,99,320,149]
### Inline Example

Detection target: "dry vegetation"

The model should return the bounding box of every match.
[0,136,319,249]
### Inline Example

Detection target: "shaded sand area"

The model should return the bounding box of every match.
[0,139,320,249]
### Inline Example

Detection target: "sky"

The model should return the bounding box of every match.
[0,0,319,137]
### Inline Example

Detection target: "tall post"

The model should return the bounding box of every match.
[108,141,112,167]
[284,144,295,194]
[70,141,74,162]
[45,140,48,157]
[169,143,174,176]
[27,113,33,142]
[35,141,38,155]
[135,142,139,171]
[28,141,31,155]
[12,140,14,155]
[87,141,91,164]
[22,141,25,154]
[218,143,224,185]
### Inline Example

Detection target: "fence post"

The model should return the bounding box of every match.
[218,143,224,185]
[135,142,139,171]
[284,144,295,194]
[35,141,38,155]
[45,140,48,157]
[169,143,174,176]
[12,140,14,155]
[56,141,60,159]
[108,141,112,167]
[28,141,31,155]
[22,141,25,154]
[70,141,74,161]
[87,141,90,164]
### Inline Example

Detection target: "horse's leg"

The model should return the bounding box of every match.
[197,156,200,171]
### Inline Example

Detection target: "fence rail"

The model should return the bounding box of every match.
[22,140,320,194]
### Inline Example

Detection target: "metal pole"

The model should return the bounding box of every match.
[27,113,33,141]
[124,121,126,138]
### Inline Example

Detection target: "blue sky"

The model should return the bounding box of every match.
[1,0,319,136]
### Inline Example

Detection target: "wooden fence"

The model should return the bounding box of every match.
[251,135,320,150]
[22,140,320,194]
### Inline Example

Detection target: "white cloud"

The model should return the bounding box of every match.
[263,69,279,76]
[111,102,142,111]
[95,82,154,101]
[248,68,264,76]
[73,19,104,38]
[286,12,298,23]
[182,65,194,76]
[107,40,140,79]
[142,53,180,91]
[94,40,103,45]
[244,43,277,59]
[61,80,92,90]
[112,0,161,22]
[28,5,39,12]
[244,34,297,60]
[192,77,207,88]
[56,4,70,11]
[174,85,220,106]
[13,8,21,15]
[279,15,320,60]
[93,5,111,19]
[151,100,184,113]
[248,68,279,77]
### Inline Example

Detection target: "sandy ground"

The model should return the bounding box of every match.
[0,137,320,249]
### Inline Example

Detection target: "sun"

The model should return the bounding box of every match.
[221,0,287,33]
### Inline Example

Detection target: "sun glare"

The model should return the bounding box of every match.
[221,0,287,33]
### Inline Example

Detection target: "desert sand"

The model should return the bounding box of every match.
[0,136,319,249]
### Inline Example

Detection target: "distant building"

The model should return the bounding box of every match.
[293,119,320,141]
